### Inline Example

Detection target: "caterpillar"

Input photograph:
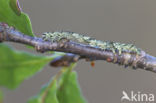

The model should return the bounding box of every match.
[42,32,141,55]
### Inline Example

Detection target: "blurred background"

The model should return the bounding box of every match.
[4,0,156,103]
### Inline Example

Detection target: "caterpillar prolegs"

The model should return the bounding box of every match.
[42,31,142,55]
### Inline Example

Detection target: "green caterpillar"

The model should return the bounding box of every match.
[42,32,141,55]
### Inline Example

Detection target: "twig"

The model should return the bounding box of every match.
[50,53,80,67]
[41,69,63,103]
[0,23,156,73]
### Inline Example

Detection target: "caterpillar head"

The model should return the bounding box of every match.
[42,32,64,42]
[42,31,74,42]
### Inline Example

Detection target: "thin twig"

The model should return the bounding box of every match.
[41,69,63,103]
[0,23,156,73]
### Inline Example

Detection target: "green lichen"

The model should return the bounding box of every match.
[42,32,141,55]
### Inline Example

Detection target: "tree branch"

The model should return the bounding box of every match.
[0,23,156,73]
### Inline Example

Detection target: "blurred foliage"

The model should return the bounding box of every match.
[0,0,86,102]
[0,0,34,36]
[0,0,53,89]
[0,90,3,103]
[28,64,87,103]
[28,79,59,103]
[0,44,55,89]
[57,64,87,103]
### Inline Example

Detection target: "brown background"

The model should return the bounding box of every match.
[4,0,156,103]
